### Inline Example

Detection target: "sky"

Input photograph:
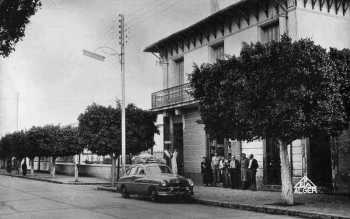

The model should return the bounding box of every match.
[0,0,238,134]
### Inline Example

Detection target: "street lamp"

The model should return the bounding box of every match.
[82,46,126,180]
[83,14,127,186]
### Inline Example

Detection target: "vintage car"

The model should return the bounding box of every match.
[117,163,194,201]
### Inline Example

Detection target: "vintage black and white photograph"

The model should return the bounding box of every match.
[0,0,349,218]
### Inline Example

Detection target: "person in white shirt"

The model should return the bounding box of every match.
[211,153,219,186]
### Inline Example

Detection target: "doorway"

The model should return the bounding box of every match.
[265,138,281,185]
[309,133,332,187]
[173,122,184,175]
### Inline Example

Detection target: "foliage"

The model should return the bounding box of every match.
[0,0,41,57]
[329,48,350,120]
[190,35,347,144]
[0,125,83,160]
[78,102,158,157]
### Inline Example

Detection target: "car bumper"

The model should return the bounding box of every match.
[157,186,193,196]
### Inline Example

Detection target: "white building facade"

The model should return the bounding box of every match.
[145,0,350,193]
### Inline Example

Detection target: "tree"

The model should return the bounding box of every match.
[329,48,350,119]
[190,36,347,205]
[0,0,41,57]
[57,126,83,181]
[26,127,45,175]
[78,103,158,186]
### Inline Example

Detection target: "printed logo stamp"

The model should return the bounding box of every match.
[294,176,318,194]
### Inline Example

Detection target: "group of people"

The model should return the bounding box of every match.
[6,158,27,176]
[201,153,258,190]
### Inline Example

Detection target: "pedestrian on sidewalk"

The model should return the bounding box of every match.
[240,153,249,189]
[6,159,12,173]
[248,154,258,190]
[13,158,20,175]
[22,159,27,176]
[229,155,240,189]
[222,159,230,188]
[218,158,224,185]
[211,152,219,186]
[201,156,211,186]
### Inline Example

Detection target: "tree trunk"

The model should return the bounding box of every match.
[74,155,79,182]
[38,156,41,172]
[279,140,294,205]
[116,156,120,181]
[30,158,35,175]
[330,137,338,192]
[50,157,56,177]
[111,155,116,187]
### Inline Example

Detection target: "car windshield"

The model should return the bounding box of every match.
[146,165,172,175]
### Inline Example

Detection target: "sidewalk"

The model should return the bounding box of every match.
[0,169,110,185]
[194,186,350,219]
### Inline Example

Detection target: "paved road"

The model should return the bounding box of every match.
[0,175,297,219]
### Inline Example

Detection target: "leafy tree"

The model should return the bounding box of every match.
[57,126,83,180]
[78,102,158,186]
[26,126,45,174]
[0,0,41,57]
[190,36,347,205]
[329,48,350,119]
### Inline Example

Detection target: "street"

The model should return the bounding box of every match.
[0,175,297,219]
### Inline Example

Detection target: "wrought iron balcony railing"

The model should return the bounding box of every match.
[151,83,195,110]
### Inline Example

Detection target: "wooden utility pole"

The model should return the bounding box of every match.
[118,14,126,176]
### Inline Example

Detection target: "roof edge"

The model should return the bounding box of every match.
[143,0,248,53]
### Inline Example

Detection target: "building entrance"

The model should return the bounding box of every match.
[173,122,184,175]
[265,138,281,185]
[309,133,332,187]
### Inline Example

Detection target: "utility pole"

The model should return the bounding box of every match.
[16,92,20,130]
[118,14,126,174]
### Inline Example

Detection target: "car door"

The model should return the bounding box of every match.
[125,166,139,194]
[133,167,148,195]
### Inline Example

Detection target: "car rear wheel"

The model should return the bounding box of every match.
[121,186,129,198]
[149,187,158,202]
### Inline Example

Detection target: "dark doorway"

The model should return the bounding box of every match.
[309,133,332,187]
[173,123,184,175]
[265,138,281,185]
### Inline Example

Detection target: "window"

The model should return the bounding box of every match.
[174,58,184,85]
[261,22,280,43]
[211,43,224,62]
[146,165,172,175]
[137,168,146,175]
[128,166,139,176]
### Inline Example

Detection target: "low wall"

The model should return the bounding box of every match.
[55,163,113,179]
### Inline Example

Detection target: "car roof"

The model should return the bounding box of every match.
[132,163,167,168]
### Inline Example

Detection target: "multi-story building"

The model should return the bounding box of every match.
[144,0,350,193]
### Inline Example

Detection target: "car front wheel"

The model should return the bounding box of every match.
[121,186,129,198]
[149,187,158,202]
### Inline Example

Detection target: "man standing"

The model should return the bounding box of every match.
[211,152,219,186]
[240,153,249,189]
[248,154,259,190]
[201,156,211,186]
[229,155,240,189]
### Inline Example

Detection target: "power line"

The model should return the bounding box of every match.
[126,1,181,40]
[126,0,179,27]
[125,0,174,23]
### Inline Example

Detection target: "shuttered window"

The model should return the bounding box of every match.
[211,43,224,62]
[261,22,280,43]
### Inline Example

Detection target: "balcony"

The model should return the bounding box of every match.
[151,83,196,111]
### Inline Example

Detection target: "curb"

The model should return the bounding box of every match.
[97,186,118,192]
[194,198,350,219]
[0,173,110,185]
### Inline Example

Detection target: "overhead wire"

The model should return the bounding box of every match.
[125,0,175,24]
[125,0,180,40]
[126,0,179,27]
